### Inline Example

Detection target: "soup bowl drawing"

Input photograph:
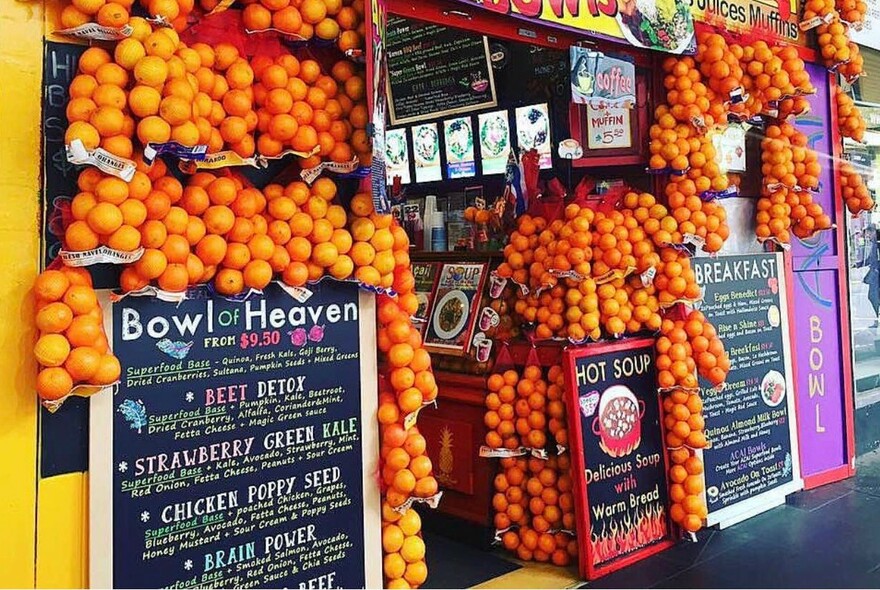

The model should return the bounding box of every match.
[591,385,645,458]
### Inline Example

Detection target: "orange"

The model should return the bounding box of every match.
[36,367,74,400]
[195,234,228,265]
[400,536,425,563]
[214,268,244,295]
[107,225,142,251]
[65,346,102,381]
[243,259,273,289]
[281,261,309,286]
[134,55,168,87]
[242,3,272,30]
[135,248,168,279]
[91,354,121,385]
[34,334,72,368]
[158,263,189,292]
[36,302,75,334]
[161,234,191,264]
[298,59,322,84]
[137,116,172,144]
[61,5,91,28]
[247,234,275,261]
[63,285,98,315]
[273,6,303,33]
[84,203,122,235]
[383,553,406,581]
[65,121,100,150]
[206,178,237,205]
[203,205,235,235]
[97,2,130,27]
[382,525,405,553]
[65,220,100,251]
[66,97,98,123]
[68,75,99,100]
[77,47,112,74]
[300,0,327,23]
[34,270,71,303]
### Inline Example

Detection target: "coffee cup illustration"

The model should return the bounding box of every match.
[591,385,645,458]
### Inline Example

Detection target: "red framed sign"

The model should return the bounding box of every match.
[563,338,673,580]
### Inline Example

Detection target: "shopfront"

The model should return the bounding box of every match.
[0,0,870,588]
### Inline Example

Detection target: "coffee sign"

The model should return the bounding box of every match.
[564,338,672,580]
[570,49,636,108]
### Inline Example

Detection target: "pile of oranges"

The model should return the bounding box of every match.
[735,42,814,120]
[836,86,866,142]
[667,445,707,533]
[656,310,728,391]
[33,267,121,405]
[663,179,730,253]
[382,503,428,589]
[239,0,365,54]
[483,362,578,567]
[496,454,578,566]
[64,23,368,168]
[250,53,367,166]
[840,161,875,215]
[655,309,721,534]
[60,3,142,34]
[836,0,868,23]
[654,250,702,308]
[376,270,437,589]
[757,123,831,244]
[484,365,548,451]
[762,123,820,191]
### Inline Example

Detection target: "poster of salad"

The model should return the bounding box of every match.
[515,104,552,169]
[413,123,442,182]
[477,110,512,175]
[444,117,477,179]
[615,0,696,54]
[424,263,488,355]
[384,128,411,184]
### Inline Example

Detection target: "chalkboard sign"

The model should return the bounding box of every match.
[564,338,672,580]
[90,281,381,588]
[691,253,801,527]
[42,41,86,269]
[386,15,496,125]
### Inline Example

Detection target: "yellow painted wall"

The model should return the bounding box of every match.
[0,1,45,588]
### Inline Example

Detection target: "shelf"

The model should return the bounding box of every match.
[410,250,503,262]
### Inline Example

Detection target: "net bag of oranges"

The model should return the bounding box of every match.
[33,267,121,411]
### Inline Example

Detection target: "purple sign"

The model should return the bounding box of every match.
[791,269,848,477]
[791,63,836,260]
[788,64,851,481]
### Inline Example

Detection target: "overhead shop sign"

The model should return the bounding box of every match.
[690,0,804,46]
[452,0,696,54]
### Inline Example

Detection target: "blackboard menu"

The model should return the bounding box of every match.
[564,339,671,579]
[91,281,380,588]
[386,15,496,125]
[42,41,86,269]
[692,253,799,524]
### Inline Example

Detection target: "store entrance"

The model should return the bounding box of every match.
[844,102,880,456]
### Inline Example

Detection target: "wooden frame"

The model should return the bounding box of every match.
[89,286,382,589]
[562,337,674,580]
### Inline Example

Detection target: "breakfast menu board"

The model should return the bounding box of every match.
[424,263,487,355]
[691,253,801,527]
[564,339,672,580]
[90,281,381,589]
[386,15,496,125]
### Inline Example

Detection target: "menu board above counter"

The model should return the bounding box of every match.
[90,281,381,589]
[692,253,802,528]
[386,15,496,125]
